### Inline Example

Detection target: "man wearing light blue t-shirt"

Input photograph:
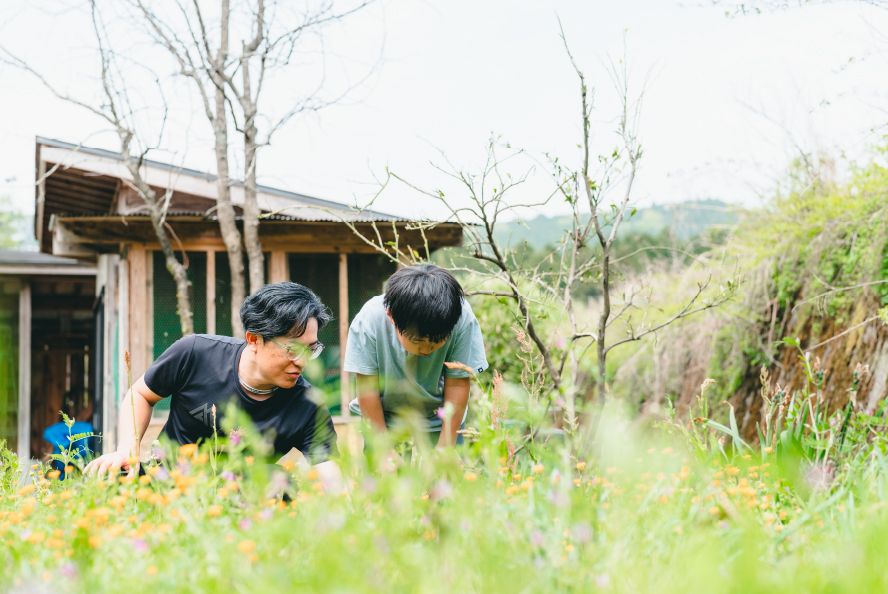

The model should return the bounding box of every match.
[344,264,488,447]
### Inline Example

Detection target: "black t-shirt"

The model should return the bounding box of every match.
[143,334,336,462]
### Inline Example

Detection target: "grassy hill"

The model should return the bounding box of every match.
[495,199,740,248]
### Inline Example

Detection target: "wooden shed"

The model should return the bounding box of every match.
[7,137,462,458]
[0,250,95,461]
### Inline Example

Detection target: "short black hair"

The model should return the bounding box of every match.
[240,282,331,340]
[384,264,463,343]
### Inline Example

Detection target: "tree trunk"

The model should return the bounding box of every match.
[242,110,265,293]
[596,248,611,406]
[122,147,194,337]
[148,214,193,335]
[211,0,247,337]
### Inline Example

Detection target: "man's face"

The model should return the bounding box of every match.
[395,331,447,357]
[385,312,447,357]
[250,317,320,388]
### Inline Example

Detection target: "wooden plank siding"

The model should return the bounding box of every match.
[127,246,149,378]
[17,283,30,460]
[338,254,350,417]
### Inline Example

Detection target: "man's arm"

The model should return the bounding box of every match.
[84,375,163,478]
[437,376,470,447]
[355,373,386,432]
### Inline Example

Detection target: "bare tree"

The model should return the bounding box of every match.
[131,0,246,335]
[335,39,735,436]
[229,0,376,293]
[0,0,195,335]
[131,0,376,334]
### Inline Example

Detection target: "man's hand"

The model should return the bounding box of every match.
[85,376,160,480]
[313,460,346,494]
[84,449,138,479]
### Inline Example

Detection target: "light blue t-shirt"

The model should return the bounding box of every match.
[344,295,488,430]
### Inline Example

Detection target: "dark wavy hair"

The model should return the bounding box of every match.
[384,264,463,342]
[240,282,331,339]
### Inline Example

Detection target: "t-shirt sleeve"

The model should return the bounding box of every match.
[294,403,338,464]
[143,335,197,396]
[444,301,489,379]
[343,308,379,375]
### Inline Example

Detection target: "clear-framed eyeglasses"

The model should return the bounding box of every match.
[269,338,325,361]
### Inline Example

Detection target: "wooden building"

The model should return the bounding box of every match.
[1,137,461,461]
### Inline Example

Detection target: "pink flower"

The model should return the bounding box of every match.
[131,538,149,554]
[59,562,78,579]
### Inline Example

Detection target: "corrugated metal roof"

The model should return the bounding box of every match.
[36,137,405,222]
[53,210,441,224]
[0,249,93,267]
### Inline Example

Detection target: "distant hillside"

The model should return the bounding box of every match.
[495,199,740,249]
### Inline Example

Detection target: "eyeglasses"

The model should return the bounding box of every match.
[269,338,325,361]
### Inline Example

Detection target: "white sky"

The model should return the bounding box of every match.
[0,0,886,221]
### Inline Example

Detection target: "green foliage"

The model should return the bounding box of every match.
[704,326,752,405]
[466,294,529,385]
[0,439,19,496]
[6,376,888,592]
[0,202,37,250]
[686,154,886,410]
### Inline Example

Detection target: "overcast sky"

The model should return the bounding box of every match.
[0,0,886,221]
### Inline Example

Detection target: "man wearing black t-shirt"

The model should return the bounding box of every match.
[85,282,339,481]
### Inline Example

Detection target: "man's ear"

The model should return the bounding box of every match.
[244,331,262,349]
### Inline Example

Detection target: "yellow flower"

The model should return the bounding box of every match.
[207,505,223,517]
[26,530,46,544]
[178,443,198,459]
[532,464,545,475]
[238,540,256,555]
[575,461,587,472]
[464,471,478,482]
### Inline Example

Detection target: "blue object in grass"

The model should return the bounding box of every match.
[42,421,95,477]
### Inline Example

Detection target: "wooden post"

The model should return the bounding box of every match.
[17,283,31,461]
[101,255,119,453]
[206,250,216,335]
[117,254,129,452]
[146,250,154,359]
[269,251,288,283]
[338,253,350,416]
[127,246,148,377]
